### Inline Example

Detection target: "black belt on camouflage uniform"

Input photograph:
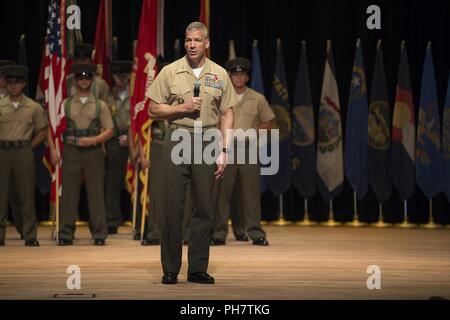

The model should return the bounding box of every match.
[0,140,31,148]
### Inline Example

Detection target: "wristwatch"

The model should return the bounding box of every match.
[222,147,230,154]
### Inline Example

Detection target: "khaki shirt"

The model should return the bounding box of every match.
[234,88,275,131]
[0,95,48,141]
[146,56,239,127]
[111,87,130,130]
[67,73,116,108]
[64,93,114,130]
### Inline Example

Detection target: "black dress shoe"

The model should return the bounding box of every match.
[0,240,5,246]
[253,237,269,246]
[58,239,73,246]
[161,272,178,285]
[94,239,106,246]
[25,239,40,247]
[107,226,118,235]
[235,235,249,242]
[188,272,215,284]
[210,238,226,246]
[141,239,160,246]
[133,233,141,241]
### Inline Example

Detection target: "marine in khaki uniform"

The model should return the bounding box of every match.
[66,43,116,108]
[211,58,275,246]
[0,65,48,246]
[0,60,23,237]
[146,22,238,285]
[49,64,114,246]
[105,60,133,234]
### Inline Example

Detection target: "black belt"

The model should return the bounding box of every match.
[0,140,31,148]
[168,123,217,133]
[64,129,100,138]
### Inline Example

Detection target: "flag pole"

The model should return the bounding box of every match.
[323,199,341,227]
[374,203,390,228]
[421,198,440,229]
[296,198,317,226]
[50,203,55,240]
[272,193,292,226]
[346,191,365,227]
[140,127,152,242]
[398,199,415,228]
[131,164,139,234]
[55,138,60,243]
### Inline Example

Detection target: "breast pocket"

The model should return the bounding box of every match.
[204,87,222,116]
[0,112,13,124]
[77,106,98,129]
[239,99,258,116]
[169,85,192,106]
[16,109,34,126]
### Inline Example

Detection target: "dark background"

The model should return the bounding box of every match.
[1,0,449,224]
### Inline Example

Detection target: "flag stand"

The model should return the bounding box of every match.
[296,199,317,226]
[398,200,415,228]
[323,199,341,227]
[346,192,366,227]
[272,194,292,226]
[373,203,390,227]
[421,198,441,229]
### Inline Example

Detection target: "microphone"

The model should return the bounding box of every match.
[193,81,201,118]
[194,81,201,97]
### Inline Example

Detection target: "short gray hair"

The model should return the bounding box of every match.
[185,22,209,38]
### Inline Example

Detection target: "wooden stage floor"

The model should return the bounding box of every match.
[0,225,449,300]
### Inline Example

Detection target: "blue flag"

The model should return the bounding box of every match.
[292,41,315,199]
[416,43,443,199]
[344,39,368,200]
[251,40,269,193]
[442,74,450,202]
[269,39,292,197]
[250,40,265,95]
[368,41,392,204]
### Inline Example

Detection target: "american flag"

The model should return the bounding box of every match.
[44,0,67,203]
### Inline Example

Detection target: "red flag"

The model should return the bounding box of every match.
[43,0,68,204]
[93,0,113,85]
[126,0,160,200]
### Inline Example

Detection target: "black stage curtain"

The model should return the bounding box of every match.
[1,0,449,224]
